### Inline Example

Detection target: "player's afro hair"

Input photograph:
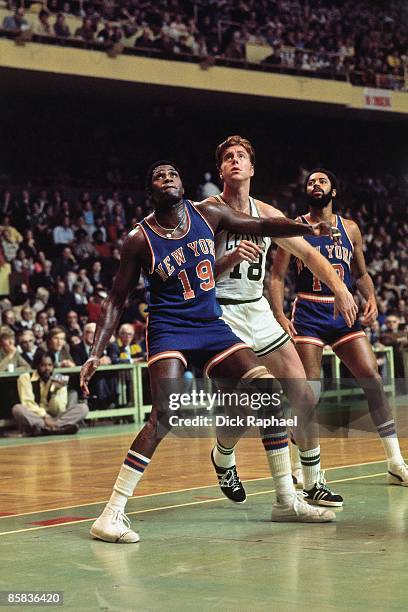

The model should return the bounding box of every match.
[304,168,338,192]
[145,160,181,192]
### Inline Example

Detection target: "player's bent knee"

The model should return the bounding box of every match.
[308,380,322,403]
[12,404,24,418]
[239,365,283,416]
[362,371,384,391]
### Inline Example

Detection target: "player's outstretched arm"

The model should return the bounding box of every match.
[347,219,378,325]
[197,199,338,239]
[270,246,297,338]
[257,201,357,327]
[80,229,144,395]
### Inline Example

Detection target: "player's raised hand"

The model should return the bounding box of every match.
[333,287,358,327]
[361,296,378,326]
[80,356,101,396]
[231,240,263,265]
[311,222,341,244]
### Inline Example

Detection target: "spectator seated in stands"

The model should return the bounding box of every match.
[0,331,30,371]
[1,309,19,334]
[65,310,82,346]
[35,326,75,368]
[53,248,77,280]
[72,228,97,262]
[33,323,46,347]
[110,323,144,363]
[2,7,30,31]
[0,215,23,244]
[17,329,38,367]
[75,17,95,42]
[35,9,54,36]
[53,215,74,246]
[12,351,88,436]
[89,260,108,288]
[32,260,55,290]
[49,279,76,323]
[72,322,118,409]
[16,306,35,331]
[53,13,70,38]
[1,229,19,263]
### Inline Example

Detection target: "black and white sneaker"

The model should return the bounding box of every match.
[302,470,343,507]
[211,448,246,503]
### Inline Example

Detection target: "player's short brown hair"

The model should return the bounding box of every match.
[215,135,255,170]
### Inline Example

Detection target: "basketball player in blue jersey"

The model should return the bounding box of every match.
[80,161,343,543]
[209,136,357,508]
[271,168,408,500]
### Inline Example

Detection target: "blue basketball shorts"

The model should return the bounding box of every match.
[146,314,248,376]
[292,295,365,349]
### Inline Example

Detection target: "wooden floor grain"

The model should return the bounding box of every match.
[2,427,408,515]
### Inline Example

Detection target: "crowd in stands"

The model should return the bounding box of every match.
[0,184,148,417]
[0,165,406,393]
[1,0,406,90]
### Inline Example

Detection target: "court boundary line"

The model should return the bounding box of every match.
[0,458,389,520]
[0,430,142,450]
[0,471,386,537]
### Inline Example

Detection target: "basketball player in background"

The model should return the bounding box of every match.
[80,161,345,543]
[270,168,408,494]
[209,135,357,507]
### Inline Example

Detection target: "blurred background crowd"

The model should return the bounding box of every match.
[0,2,407,409]
[0,162,406,387]
[1,0,407,90]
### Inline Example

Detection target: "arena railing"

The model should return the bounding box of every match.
[0,362,152,429]
[0,24,405,93]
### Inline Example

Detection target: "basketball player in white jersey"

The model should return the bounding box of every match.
[207,135,357,507]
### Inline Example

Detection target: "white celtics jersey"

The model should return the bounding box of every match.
[215,195,271,301]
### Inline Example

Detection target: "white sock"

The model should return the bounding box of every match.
[382,438,404,467]
[299,446,321,490]
[274,473,297,504]
[376,421,404,466]
[107,450,150,513]
[213,440,236,469]
[290,442,301,470]
[265,449,296,504]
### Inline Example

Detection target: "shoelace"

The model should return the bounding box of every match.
[315,470,333,492]
[295,493,323,514]
[220,467,241,491]
[111,509,131,529]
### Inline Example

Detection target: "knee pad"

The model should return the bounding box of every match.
[238,365,283,414]
[240,365,282,393]
[241,366,273,380]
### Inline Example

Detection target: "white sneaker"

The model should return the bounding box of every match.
[271,494,336,523]
[292,467,304,489]
[387,463,408,487]
[90,506,140,543]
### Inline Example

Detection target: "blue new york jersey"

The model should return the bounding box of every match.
[140,200,221,322]
[295,215,353,296]
[139,200,246,372]
[292,214,364,349]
